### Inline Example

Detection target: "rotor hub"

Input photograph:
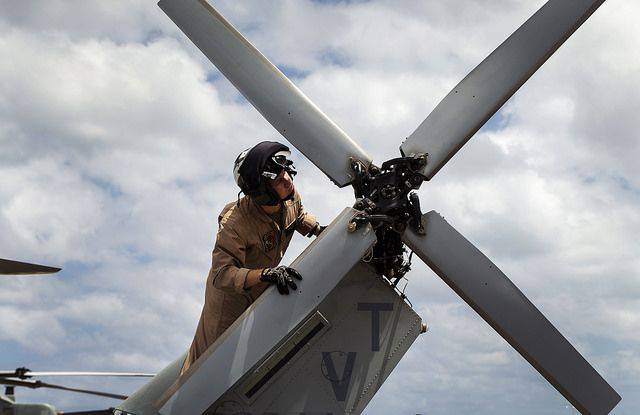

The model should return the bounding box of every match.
[349,153,428,281]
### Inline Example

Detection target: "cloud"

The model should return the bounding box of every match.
[0,0,170,43]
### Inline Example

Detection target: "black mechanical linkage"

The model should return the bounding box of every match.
[349,153,427,282]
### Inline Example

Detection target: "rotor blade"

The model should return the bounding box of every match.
[158,0,372,187]
[0,378,40,388]
[0,258,61,275]
[0,368,154,379]
[59,410,114,415]
[24,372,154,378]
[0,378,127,400]
[403,211,621,415]
[39,383,127,400]
[400,0,605,180]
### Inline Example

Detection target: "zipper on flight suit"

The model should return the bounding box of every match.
[272,200,286,268]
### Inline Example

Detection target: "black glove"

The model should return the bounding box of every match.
[306,223,327,238]
[260,266,303,295]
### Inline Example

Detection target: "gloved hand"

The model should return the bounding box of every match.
[306,223,327,237]
[260,266,303,295]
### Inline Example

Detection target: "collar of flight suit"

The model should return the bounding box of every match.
[242,191,299,231]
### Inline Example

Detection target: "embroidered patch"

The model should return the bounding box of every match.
[261,230,277,252]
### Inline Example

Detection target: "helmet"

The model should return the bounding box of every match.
[233,141,297,205]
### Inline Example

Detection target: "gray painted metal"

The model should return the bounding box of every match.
[159,208,375,414]
[119,208,377,414]
[1,399,57,415]
[118,355,184,415]
[158,0,372,187]
[210,261,422,414]
[0,258,60,275]
[14,405,57,415]
[403,211,621,415]
[400,0,605,180]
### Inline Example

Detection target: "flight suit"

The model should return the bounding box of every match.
[181,191,319,373]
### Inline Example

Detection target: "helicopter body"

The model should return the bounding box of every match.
[119,209,422,414]
[1,393,56,415]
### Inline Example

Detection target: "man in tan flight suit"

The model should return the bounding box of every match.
[182,141,323,373]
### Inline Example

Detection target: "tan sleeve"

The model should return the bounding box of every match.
[295,198,320,236]
[210,225,252,294]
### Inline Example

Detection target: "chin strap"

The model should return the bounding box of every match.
[251,181,280,205]
[282,189,295,202]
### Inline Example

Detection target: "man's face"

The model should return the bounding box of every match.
[269,170,295,200]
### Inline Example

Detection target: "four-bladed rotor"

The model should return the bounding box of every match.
[157,0,621,413]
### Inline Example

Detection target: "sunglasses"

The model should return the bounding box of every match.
[262,155,297,180]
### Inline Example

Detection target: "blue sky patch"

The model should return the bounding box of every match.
[318,48,352,67]
[277,64,311,80]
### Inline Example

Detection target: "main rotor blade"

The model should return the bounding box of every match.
[403,211,621,415]
[400,0,605,180]
[0,258,61,275]
[158,0,372,187]
[27,372,154,377]
[60,410,114,415]
[0,368,154,379]
[0,378,127,400]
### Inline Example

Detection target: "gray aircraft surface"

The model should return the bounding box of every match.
[0,369,154,415]
[106,0,621,414]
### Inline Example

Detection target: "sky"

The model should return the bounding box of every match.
[0,0,638,413]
